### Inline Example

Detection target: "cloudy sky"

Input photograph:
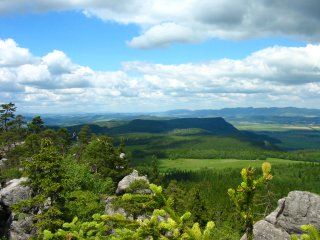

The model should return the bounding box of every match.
[0,0,320,113]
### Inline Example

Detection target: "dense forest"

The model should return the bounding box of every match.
[1,103,320,239]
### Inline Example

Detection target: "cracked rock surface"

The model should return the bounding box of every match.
[0,178,32,240]
[115,170,150,195]
[241,191,320,240]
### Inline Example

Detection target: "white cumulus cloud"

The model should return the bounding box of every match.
[1,38,320,112]
[0,0,320,48]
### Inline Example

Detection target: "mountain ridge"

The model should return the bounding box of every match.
[30,107,320,126]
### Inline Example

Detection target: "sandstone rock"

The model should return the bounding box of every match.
[241,191,320,240]
[115,170,150,195]
[0,178,31,206]
[0,178,33,240]
[0,157,7,167]
[9,214,33,240]
[275,191,320,234]
[240,220,290,240]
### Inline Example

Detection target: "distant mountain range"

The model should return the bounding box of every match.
[160,107,320,118]
[22,107,320,126]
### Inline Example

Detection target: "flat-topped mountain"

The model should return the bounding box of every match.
[110,117,238,134]
[55,117,278,146]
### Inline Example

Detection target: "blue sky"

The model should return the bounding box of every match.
[0,1,319,113]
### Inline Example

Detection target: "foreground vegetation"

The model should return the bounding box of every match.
[1,103,320,239]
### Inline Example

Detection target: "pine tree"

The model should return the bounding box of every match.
[83,136,130,182]
[188,187,209,227]
[56,128,71,155]
[0,102,16,132]
[28,116,45,133]
[15,138,65,233]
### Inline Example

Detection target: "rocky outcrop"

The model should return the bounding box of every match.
[8,214,33,240]
[0,178,30,206]
[0,178,32,240]
[241,191,320,240]
[105,170,151,220]
[0,149,7,167]
[115,169,150,195]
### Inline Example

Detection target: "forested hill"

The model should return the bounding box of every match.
[109,117,238,134]
[56,117,278,146]
[58,117,239,135]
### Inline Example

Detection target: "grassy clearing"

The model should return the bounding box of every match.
[159,158,305,172]
[233,122,320,132]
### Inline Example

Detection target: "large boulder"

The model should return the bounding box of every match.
[0,178,33,240]
[8,214,33,240]
[275,191,320,234]
[245,220,290,240]
[115,170,150,195]
[241,191,320,240]
[0,178,31,206]
[105,170,152,221]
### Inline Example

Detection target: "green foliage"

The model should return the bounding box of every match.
[291,224,320,240]
[0,166,22,183]
[134,155,162,185]
[33,205,65,235]
[62,155,114,195]
[23,138,64,198]
[150,155,161,184]
[2,103,320,239]
[112,192,160,218]
[24,133,42,155]
[56,128,71,154]
[159,158,302,172]
[125,179,150,193]
[28,116,45,134]
[123,133,281,166]
[228,162,273,240]
[78,125,92,145]
[164,180,187,215]
[83,136,130,182]
[163,162,320,238]
[43,184,215,239]
[15,138,65,233]
[64,190,104,221]
[187,187,209,227]
[0,102,16,132]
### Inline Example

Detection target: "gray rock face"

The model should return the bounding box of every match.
[0,178,31,206]
[115,170,150,195]
[241,191,320,240]
[241,220,290,240]
[9,214,33,240]
[0,178,33,240]
[0,157,8,167]
[276,191,320,234]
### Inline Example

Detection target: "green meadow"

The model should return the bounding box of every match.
[159,157,304,172]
